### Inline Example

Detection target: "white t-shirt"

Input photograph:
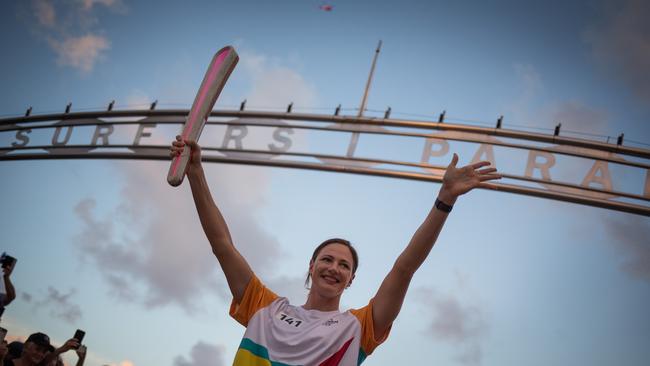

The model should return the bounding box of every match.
[229,275,391,366]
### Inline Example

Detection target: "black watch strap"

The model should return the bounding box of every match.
[435,198,453,213]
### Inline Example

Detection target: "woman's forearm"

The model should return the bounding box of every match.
[394,188,456,275]
[186,163,253,301]
[187,165,235,251]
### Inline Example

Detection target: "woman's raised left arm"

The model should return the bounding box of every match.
[371,153,501,337]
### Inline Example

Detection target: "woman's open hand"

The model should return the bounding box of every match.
[439,153,501,202]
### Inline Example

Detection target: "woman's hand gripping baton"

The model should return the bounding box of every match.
[167,46,239,186]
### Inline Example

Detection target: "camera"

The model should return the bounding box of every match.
[0,253,16,269]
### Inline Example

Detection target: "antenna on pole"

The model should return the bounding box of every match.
[358,40,382,117]
[347,41,382,158]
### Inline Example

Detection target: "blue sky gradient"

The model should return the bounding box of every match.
[1,1,649,365]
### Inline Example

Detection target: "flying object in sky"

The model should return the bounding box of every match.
[319,3,334,11]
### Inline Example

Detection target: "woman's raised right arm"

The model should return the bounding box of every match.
[171,137,253,303]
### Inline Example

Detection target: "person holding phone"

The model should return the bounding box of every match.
[1,258,16,313]
[170,137,500,365]
[38,337,80,366]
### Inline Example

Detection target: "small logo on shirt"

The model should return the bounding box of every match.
[277,313,303,327]
[323,318,339,326]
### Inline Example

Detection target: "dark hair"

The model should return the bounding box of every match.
[305,238,359,288]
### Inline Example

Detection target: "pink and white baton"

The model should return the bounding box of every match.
[167,45,239,186]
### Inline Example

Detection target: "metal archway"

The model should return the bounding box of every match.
[1,109,649,216]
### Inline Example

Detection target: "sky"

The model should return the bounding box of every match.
[1,0,649,365]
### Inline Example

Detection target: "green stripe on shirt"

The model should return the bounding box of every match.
[238,338,299,366]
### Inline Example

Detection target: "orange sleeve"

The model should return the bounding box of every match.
[229,275,279,326]
[349,298,392,356]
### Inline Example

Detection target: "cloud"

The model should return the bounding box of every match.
[74,195,218,311]
[33,286,83,324]
[33,0,56,27]
[265,275,309,305]
[429,295,486,343]
[584,0,650,102]
[551,101,608,137]
[240,50,318,109]
[505,63,544,127]
[6,334,26,343]
[21,292,33,303]
[415,285,488,366]
[125,90,154,109]
[602,215,650,282]
[173,341,225,366]
[26,0,121,74]
[48,34,110,74]
[73,159,282,313]
[81,0,120,11]
[70,47,317,312]
[73,346,134,366]
[505,64,614,140]
[101,361,136,366]
[514,63,543,97]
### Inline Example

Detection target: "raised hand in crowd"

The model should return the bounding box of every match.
[1,260,16,308]
[39,338,79,366]
[74,345,86,366]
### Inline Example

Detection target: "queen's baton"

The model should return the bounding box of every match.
[167,46,239,186]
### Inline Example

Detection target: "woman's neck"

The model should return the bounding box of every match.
[302,290,340,312]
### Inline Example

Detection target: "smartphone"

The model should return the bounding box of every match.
[0,327,7,342]
[73,329,85,347]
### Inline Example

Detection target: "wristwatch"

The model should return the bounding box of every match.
[435,198,453,213]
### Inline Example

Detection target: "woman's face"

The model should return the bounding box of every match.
[309,243,355,298]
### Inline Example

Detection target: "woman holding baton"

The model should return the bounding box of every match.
[170,136,500,366]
